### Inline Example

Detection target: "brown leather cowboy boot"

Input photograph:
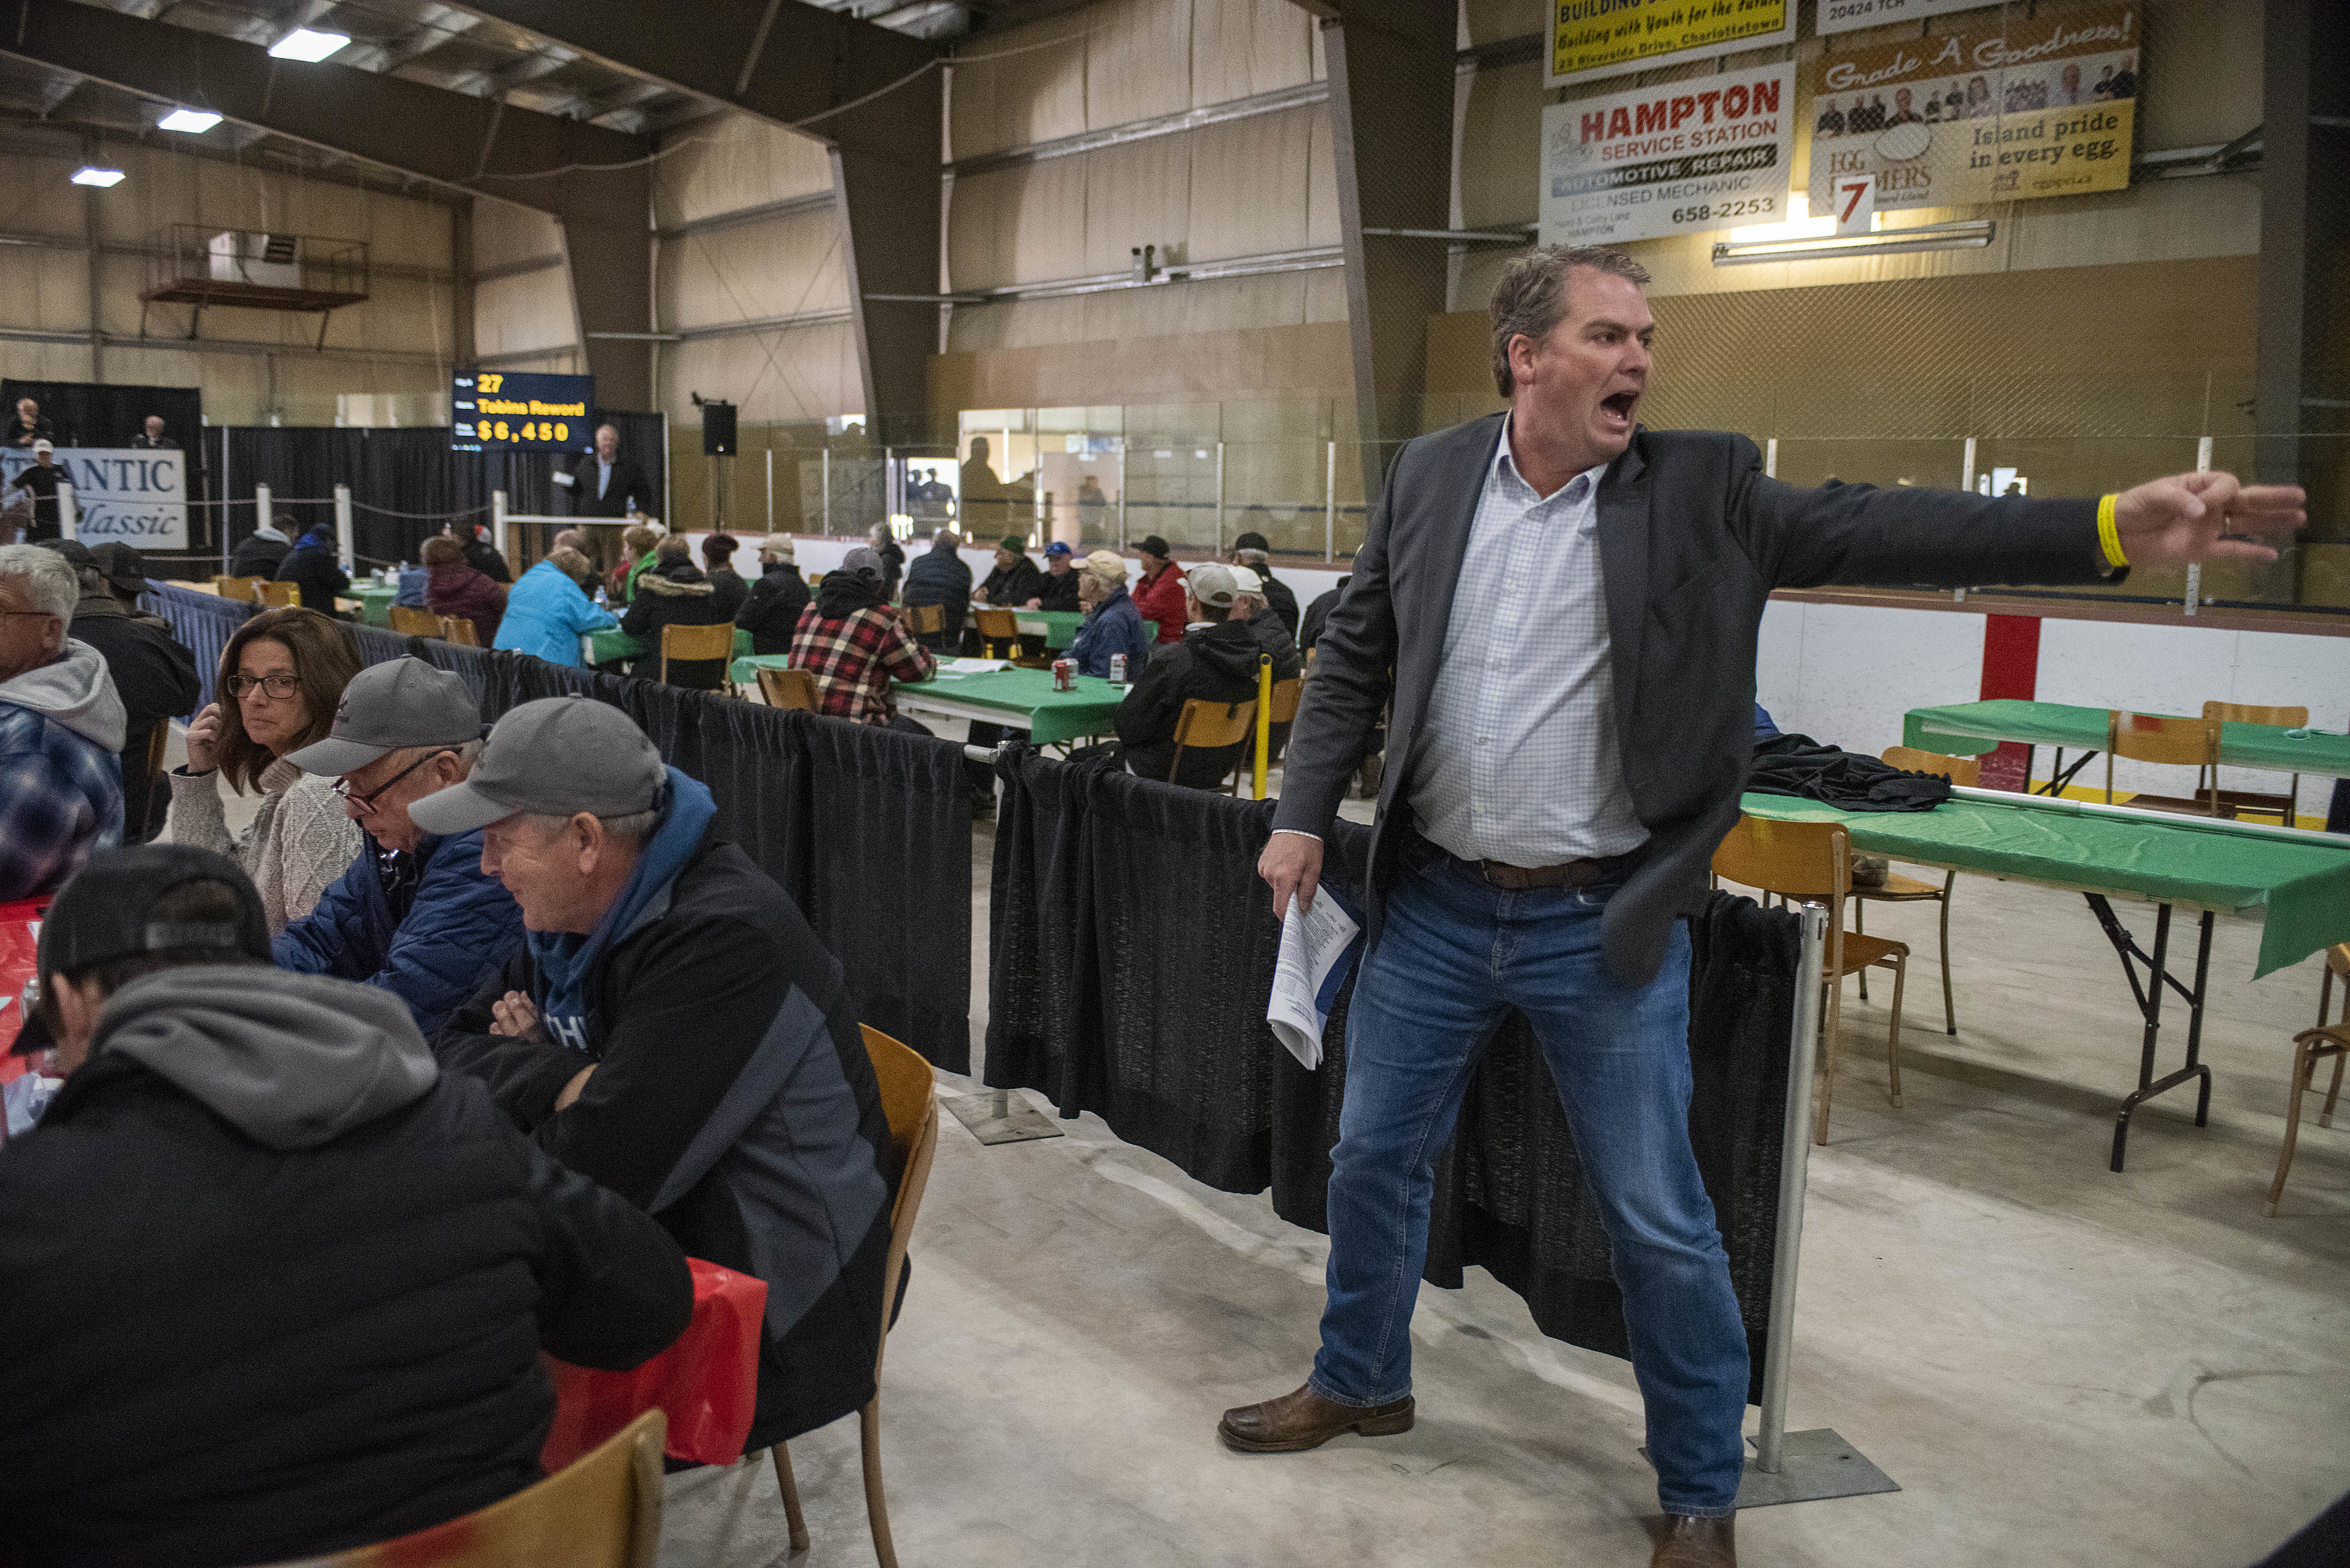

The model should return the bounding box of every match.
[1216,1383,1415,1453]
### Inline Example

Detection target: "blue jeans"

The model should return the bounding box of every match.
[1309,835,1748,1516]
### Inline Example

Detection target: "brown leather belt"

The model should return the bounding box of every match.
[1468,848,1644,891]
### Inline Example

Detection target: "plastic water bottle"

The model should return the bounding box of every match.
[594,585,608,609]
[1109,653,1126,684]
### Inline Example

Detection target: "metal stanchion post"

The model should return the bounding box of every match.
[1324,440,1336,561]
[491,490,509,563]
[1214,440,1225,555]
[254,482,273,551]
[941,738,1065,1147]
[334,485,354,573]
[1737,901,1899,1506]
[57,482,76,542]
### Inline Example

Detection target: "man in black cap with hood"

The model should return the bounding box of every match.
[0,844,691,1568]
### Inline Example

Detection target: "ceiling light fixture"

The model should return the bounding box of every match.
[70,167,126,187]
[1711,218,1995,266]
[267,28,350,62]
[158,108,223,133]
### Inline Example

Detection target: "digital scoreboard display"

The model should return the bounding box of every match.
[451,371,596,452]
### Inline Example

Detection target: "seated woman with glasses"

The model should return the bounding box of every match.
[161,607,365,931]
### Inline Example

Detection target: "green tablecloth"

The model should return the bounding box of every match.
[1007,609,1158,650]
[1904,699,2350,780]
[590,626,753,665]
[345,584,397,627]
[727,657,1126,744]
[1738,789,2350,979]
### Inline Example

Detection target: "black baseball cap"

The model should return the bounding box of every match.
[14,845,269,1055]
[33,538,96,571]
[1138,535,1171,559]
[90,543,150,598]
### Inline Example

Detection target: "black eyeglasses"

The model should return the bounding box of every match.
[224,673,301,701]
[334,749,456,817]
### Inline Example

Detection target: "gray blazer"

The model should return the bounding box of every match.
[1274,413,2112,985]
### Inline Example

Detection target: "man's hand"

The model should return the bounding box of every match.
[182,703,223,774]
[489,991,543,1042]
[554,1065,595,1112]
[2110,471,2306,570]
[1259,832,1323,919]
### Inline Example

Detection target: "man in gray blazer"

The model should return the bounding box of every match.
[1224,246,2302,1568]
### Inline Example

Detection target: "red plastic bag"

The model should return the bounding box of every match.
[540,1257,768,1471]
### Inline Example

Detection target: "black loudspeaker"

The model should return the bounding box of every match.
[701,401,737,456]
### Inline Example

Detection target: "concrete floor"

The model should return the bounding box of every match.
[166,723,2350,1564]
[660,767,2350,1568]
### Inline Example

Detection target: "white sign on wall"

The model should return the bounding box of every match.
[0,449,187,550]
[1539,63,1799,247]
[1817,0,1994,36]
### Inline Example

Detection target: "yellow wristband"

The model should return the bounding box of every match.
[2096,493,2127,569]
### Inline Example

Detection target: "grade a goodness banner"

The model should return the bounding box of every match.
[1549,0,1794,88]
[1808,1,2138,216]
[1540,63,1797,246]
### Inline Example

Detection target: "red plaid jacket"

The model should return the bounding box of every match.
[789,602,935,724]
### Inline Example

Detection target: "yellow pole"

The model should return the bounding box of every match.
[1253,653,1273,799]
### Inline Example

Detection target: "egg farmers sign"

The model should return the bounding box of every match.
[1541,62,1799,246]
[0,449,189,550]
[1807,1,2138,216]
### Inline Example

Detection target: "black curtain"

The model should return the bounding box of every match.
[144,582,256,714]
[985,746,1800,1401]
[1,380,204,455]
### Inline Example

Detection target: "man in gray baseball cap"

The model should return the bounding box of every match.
[427,695,902,1451]
[271,657,523,1040]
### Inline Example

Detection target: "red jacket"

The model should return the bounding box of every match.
[1131,561,1188,645]
[425,563,507,645]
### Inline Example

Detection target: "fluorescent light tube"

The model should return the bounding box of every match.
[158,108,223,133]
[70,167,126,187]
[268,28,350,61]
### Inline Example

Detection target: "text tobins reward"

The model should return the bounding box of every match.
[0,448,186,550]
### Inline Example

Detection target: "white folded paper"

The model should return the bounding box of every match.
[1266,886,1363,1070]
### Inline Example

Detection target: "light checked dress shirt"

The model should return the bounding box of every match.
[1401,419,1648,868]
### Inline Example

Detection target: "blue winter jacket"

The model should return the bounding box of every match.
[492,560,616,667]
[1066,584,1150,680]
[272,828,525,1041]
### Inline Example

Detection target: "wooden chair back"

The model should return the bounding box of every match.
[2106,711,2223,811]
[905,602,944,636]
[145,718,169,777]
[1879,746,1982,787]
[1169,698,1257,788]
[660,621,736,683]
[857,1024,939,1375]
[254,1409,665,1567]
[758,667,818,711]
[2203,700,2309,728]
[255,581,300,608]
[1267,677,1302,725]
[437,616,480,648]
[213,574,265,603]
[1712,814,1852,907]
[389,605,442,638]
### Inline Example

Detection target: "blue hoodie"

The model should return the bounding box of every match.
[527,767,715,1050]
[494,559,618,667]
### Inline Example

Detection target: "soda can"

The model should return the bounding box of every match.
[1109,653,1127,684]
[1052,658,1075,691]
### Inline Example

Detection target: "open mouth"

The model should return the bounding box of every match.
[1599,391,1639,427]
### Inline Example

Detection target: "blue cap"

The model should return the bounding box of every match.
[1043,540,1073,558]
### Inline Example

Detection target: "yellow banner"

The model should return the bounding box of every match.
[1550,0,1794,88]
[1807,1,2139,212]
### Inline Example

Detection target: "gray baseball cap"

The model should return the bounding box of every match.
[1186,561,1242,609]
[407,696,665,835]
[287,657,485,777]
[841,545,884,580]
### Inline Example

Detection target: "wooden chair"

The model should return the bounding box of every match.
[2202,701,2310,826]
[213,574,266,603]
[2266,945,2350,1217]
[971,606,1023,659]
[1169,698,1258,794]
[255,581,300,608]
[757,666,818,711]
[1851,746,1980,1035]
[1712,814,1909,1145]
[437,616,480,648]
[2105,711,2230,817]
[389,605,443,638]
[770,1026,939,1568]
[659,621,736,684]
[251,1408,665,1567]
[1223,676,1305,790]
[904,602,944,636]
